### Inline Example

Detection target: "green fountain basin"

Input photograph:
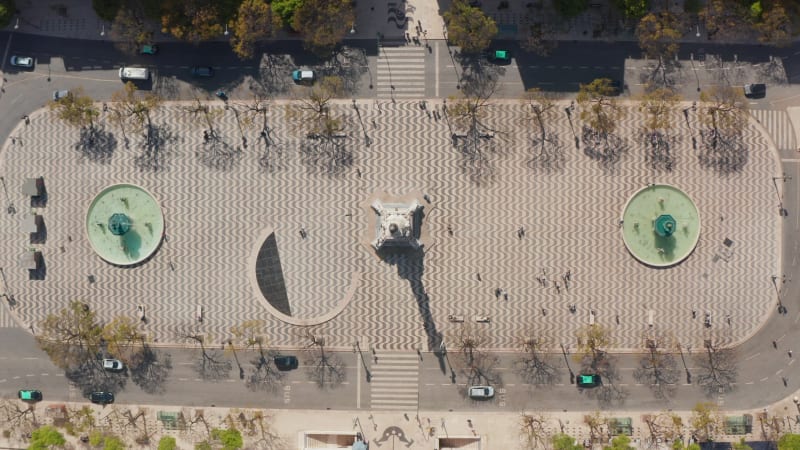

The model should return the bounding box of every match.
[86,184,165,266]
[621,184,700,267]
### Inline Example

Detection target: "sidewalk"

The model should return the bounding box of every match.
[2,393,799,449]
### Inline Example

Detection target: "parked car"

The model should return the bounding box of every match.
[468,385,494,399]
[140,45,158,55]
[52,89,70,101]
[10,55,34,68]
[292,70,315,83]
[190,66,214,77]
[18,389,42,402]
[274,355,299,371]
[576,373,601,388]
[102,358,124,372]
[90,391,114,404]
[744,83,766,98]
[488,49,510,64]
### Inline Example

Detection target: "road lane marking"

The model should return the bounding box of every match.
[178,378,188,381]
[761,377,769,381]
[745,352,760,361]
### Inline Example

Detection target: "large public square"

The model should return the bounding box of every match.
[0,98,780,351]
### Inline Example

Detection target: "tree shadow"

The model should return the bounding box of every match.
[192,349,232,382]
[581,126,627,172]
[579,352,628,408]
[527,131,565,173]
[638,59,684,91]
[255,54,294,97]
[299,133,354,177]
[74,125,117,164]
[639,130,676,173]
[303,346,346,389]
[129,345,172,395]
[135,123,180,172]
[257,127,288,174]
[65,361,127,397]
[697,129,748,175]
[246,348,286,393]
[196,130,243,171]
[326,46,369,96]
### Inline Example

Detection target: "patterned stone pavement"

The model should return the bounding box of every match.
[0,100,780,352]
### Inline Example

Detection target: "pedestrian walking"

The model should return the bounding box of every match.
[555,282,561,294]
[692,309,696,319]
[476,272,481,281]
[789,350,793,358]
[447,224,453,236]
[566,270,571,281]
[773,340,778,349]
[356,168,362,178]
[300,227,307,239]
[495,288,501,298]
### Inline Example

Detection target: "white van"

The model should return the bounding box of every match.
[119,67,150,81]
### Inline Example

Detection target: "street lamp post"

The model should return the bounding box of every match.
[100,24,105,37]
[350,23,356,35]
[224,24,229,36]
[696,25,700,38]
[14,18,19,30]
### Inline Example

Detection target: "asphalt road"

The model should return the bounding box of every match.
[1,31,800,413]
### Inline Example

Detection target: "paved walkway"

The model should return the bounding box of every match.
[2,393,800,449]
[0,100,779,354]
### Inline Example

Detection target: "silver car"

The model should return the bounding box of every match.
[10,55,34,68]
[52,90,70,101]
[468,385,494,399]
[102,358,124,372]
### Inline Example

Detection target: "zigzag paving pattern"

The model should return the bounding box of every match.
[0,101,778,351]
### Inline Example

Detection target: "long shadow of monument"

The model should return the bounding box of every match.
[376,246,441,352]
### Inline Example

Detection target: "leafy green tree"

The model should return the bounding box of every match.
[109,81,163,145]
[110,3,153,55]
[160,0,223,43]
[576,78,625,136]
[292,0,354,56]
[754,2,791,47]
[552,433,582,450]
[614,0,649,21]
[211,428,243,450]
[273,0,303,29]
[636,12,681,61]
[36,300,103,370]
[29,425,66,450]
[603,434,635,450]
[700,0,747,40]
[779,434,800,450]
[554,0,588,18]
[444,0,497,53]
[158,436,177,450]
[48,88,100,131]
[0,0,15,28]
[195,442,212,450]
[231,0,277,60]
[732,438,753,450]
[103,436,125,450]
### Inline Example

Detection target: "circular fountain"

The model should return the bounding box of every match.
[621,184,700,267]
[86,184,165,266]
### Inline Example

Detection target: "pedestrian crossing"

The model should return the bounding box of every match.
[370,351,419,410]
[750,109,796,152]
[376,46,426,99]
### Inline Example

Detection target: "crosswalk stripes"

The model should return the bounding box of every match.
[370,351,419,410]
[376,46,426,99]
[751,109,796,152]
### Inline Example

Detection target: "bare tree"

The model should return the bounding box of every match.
[178,331,232,381]
[690,402,722,443]
[49,87,115,161]
[240,96,286,173]
[302,329,346,388]
[693,342,737,396]
[285,76,352,176]
[449,323,502,388]
[0,400,39,440]
[696,85,748,174]
[226,409,285,450]
[445,75,504,185]
[521,88,564,172]
[633,341,680,400]
[583,411,608,447]
[184,96,242,170]
[575,324,627,407]
[513,334,561,385]
[231,320,285,392]
[642,412,684,447]
[519,413,551,450]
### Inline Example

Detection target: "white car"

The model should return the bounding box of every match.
[102,358,124,371]
[52,90,69,101]
[468,385,494,399]
[10,55,34,68]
